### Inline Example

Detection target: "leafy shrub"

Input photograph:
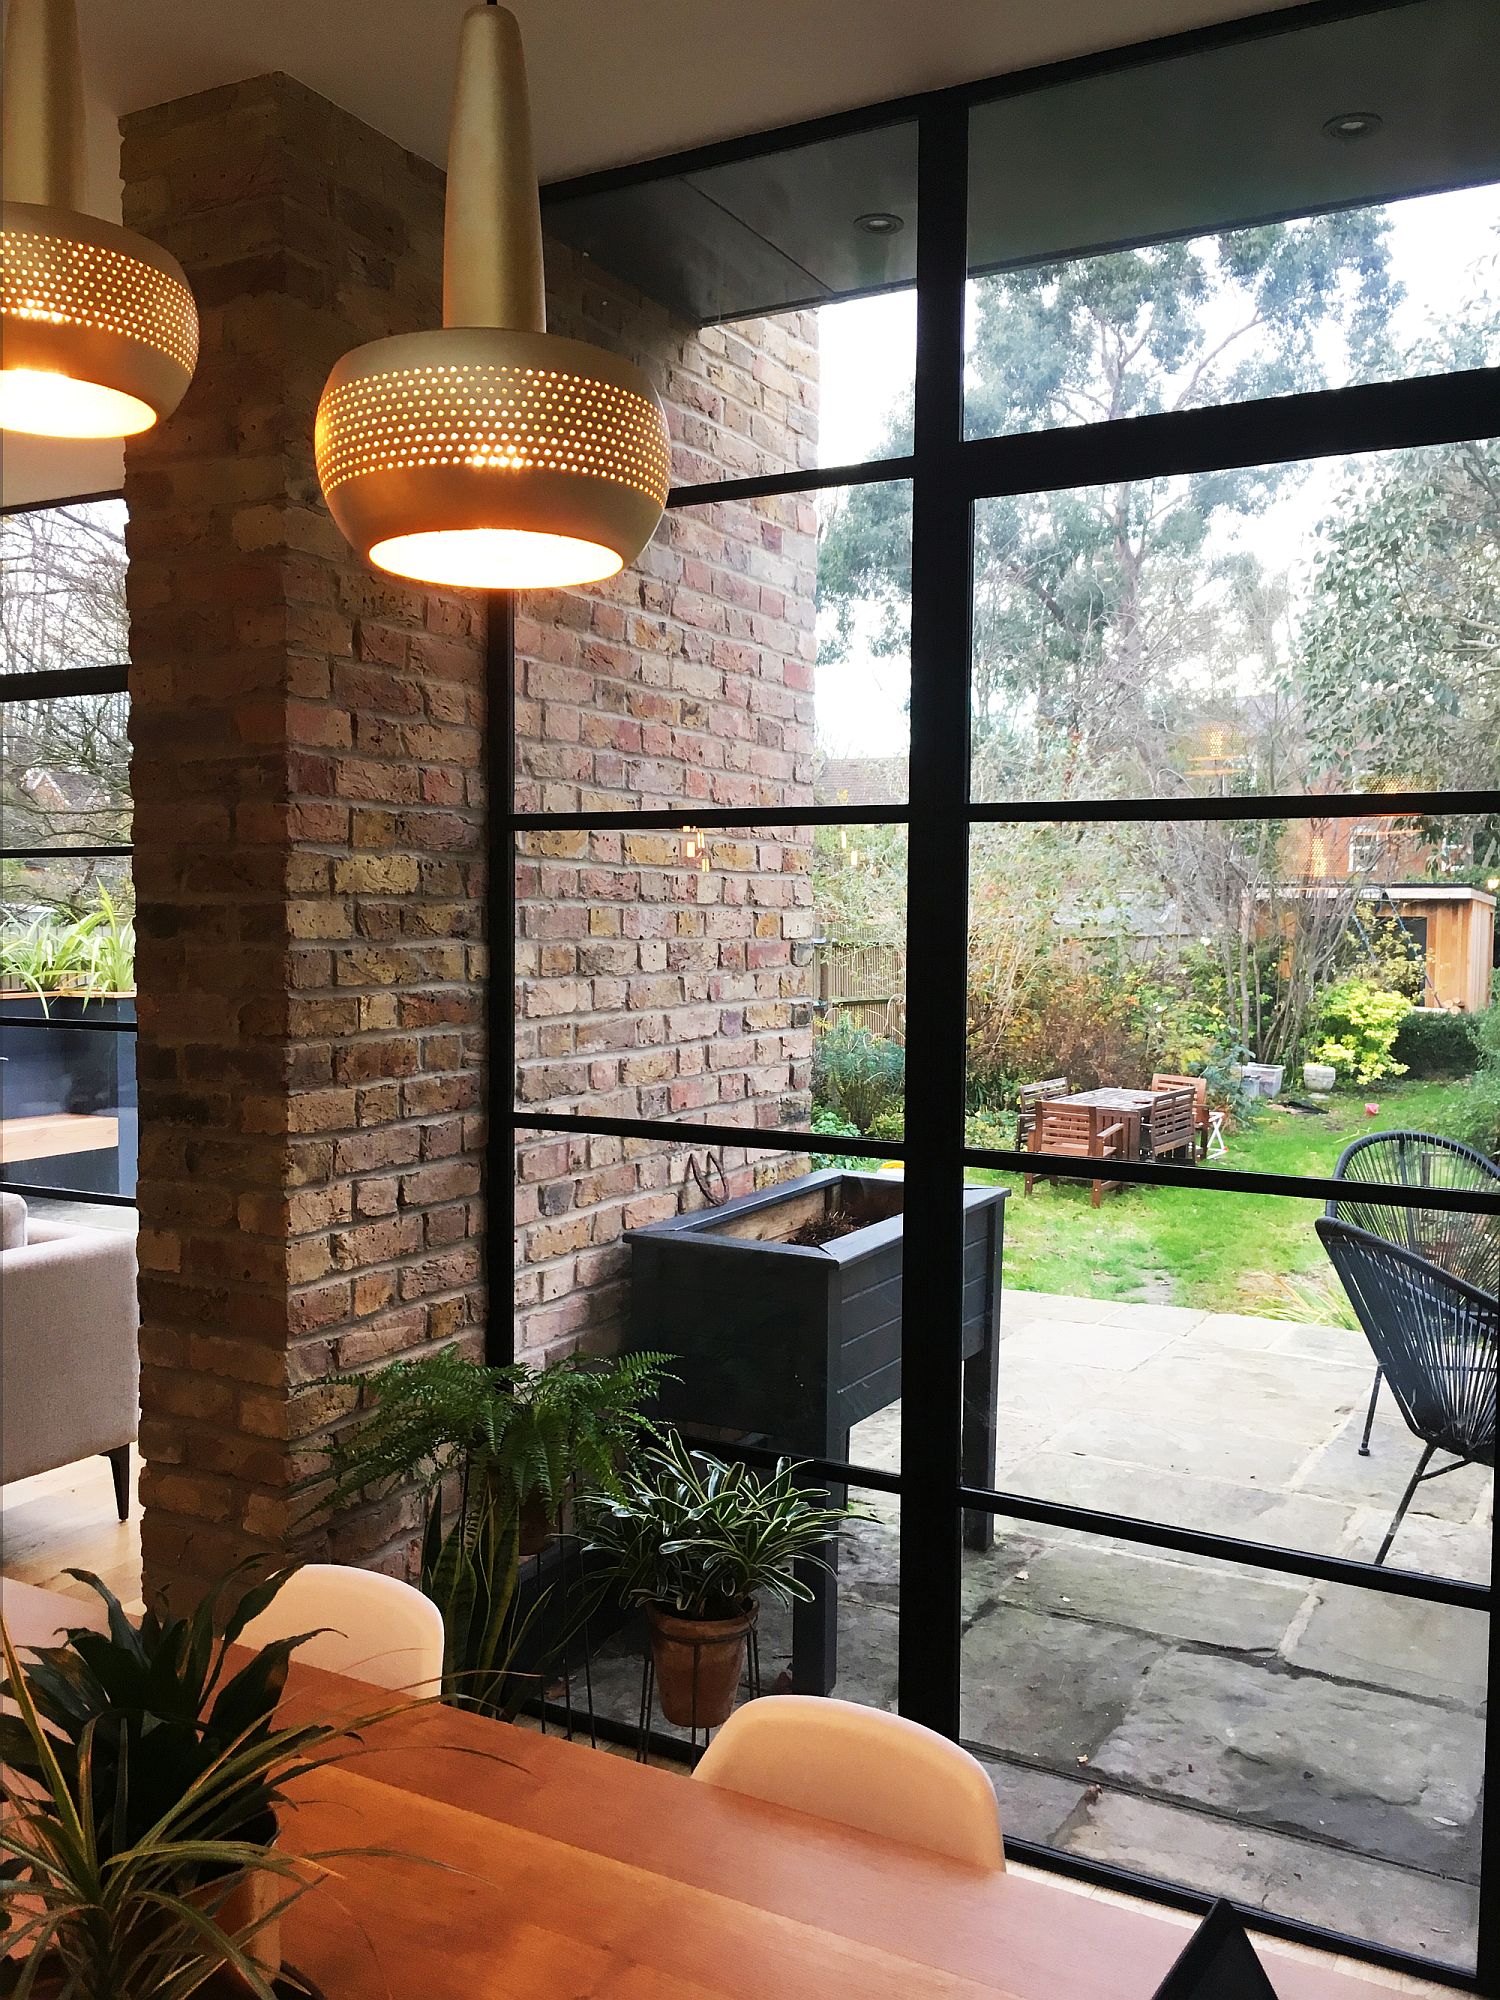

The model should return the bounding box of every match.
[808,1104,868,1172]
[0,887,135,1003]
[812,1016,905,1132]
[964,1107,1011,1152]
[1454,1009,1500,1158]
[1393,1007,1483,1078]
[1309,980,1413,1086]
[866,1107,906,1143]
[1196,1033,1262,1124]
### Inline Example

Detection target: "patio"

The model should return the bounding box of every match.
[593,1288,1491,1968]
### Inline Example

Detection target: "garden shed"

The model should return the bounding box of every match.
[1386,884,1496,1013]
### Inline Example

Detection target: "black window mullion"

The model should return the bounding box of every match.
[490,589,518,1368]
[896,101,973,1740]
[959,363,1500,502]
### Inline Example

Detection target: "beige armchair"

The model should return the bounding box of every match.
[0,1193,139,1519]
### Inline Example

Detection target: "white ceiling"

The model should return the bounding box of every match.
[2,0,1304,506]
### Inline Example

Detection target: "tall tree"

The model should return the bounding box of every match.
[819,212,1394,798]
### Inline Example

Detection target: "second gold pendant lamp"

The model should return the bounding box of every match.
[316,2,671,590]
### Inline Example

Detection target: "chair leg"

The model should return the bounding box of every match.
[106,1444,132,1522]
[1358,1369,1383,1457]
[1374,1441,1437,1566]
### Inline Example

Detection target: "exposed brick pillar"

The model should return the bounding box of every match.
[122,76,486,1602]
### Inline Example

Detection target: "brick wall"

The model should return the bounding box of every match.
[513,255,821,1360]
[123,75,486,1600]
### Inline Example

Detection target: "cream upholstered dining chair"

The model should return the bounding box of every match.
[237,1563,445,1694]
[693,1696,1005,1870]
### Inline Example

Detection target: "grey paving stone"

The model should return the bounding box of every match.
[1341,1507,1491,1586]
[1002,1318,1186,1372]
[1285,1585,1489,1707]
[1089,1649,1484,1876]
[1061,1789,1479,1967]
[967,1540,1308,1654]
[1003,1449,1358,1554]
[1294,1419,1492,1524]
[1025,1407,1327,1490]
[974,1754,1093,1847]
[960,1603,1167,1768]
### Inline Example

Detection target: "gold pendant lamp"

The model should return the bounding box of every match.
[1,0,198,438]
[316,2,670,590]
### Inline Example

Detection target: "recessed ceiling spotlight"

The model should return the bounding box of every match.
[1323,111,1383,141]
[855,211,904,236]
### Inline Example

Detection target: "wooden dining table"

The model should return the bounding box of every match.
[1046,1087,1166,1164]
[2,1578,1419,2000]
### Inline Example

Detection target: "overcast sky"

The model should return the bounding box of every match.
[809,181,1500,759]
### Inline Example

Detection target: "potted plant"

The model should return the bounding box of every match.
[579,1435,865,1729]
[318,1346,670,1710]
[0,1565,399,1998]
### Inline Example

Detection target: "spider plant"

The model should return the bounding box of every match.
[316,1346,671,1710]
[69,887,135,998]
[0,891,135,1010]
[578,1433,867,1622]
[0,1570,410,2000]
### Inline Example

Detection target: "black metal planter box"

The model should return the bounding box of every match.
[626,1168,1006,1695]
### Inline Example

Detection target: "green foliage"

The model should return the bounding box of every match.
[319,1346,669,1709]
[964,1108,1011,1153]
[0,1573,401,2000]
[806,1105,868,1172]
[811,1017,905,1133]
[579,1435,868,1621]
[1453,1009,1500,1157]
[0,888,135,1005]
[1309,980,1413,1085]
[1393,1007,1483,1079]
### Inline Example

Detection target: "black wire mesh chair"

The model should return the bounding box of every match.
[1315,1216,1496,1565]
[1325,1130,1500,1453]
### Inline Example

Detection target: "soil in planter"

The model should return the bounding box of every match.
[786,1205,863,1247]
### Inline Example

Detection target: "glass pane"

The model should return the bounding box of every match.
[515,817,916,1467]
[543,119,916,480]
[0,498,128,676]
[961,1161,1493,1583]
[515,481,912,811]
[965,0,1500,441]
[966,816,1497,1187]
[961,1525,1484,1972]
[967,440,1500,803]
[0,686,132,848]
[1,855,136,1199]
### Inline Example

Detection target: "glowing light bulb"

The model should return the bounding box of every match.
[367,527,623,590]
[0,366,157,438]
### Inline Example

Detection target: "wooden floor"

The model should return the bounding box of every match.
[0,1458,1453,1995]
[0,1447,143,1613]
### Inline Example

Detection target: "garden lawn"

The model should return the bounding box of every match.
[968,1078,1477,1313]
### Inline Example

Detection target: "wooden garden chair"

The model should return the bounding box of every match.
[1150,1072,1209,1160]
[1025,1100,1125,1208]
[1144,1086,1198,1165]
[1014,1076,1068,1151]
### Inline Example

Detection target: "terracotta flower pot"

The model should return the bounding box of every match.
[646,1600,756,1729]
[518,1487,567,1557]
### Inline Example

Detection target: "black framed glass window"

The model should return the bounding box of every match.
[0,495,136,1206]
[509,2,1500,1984]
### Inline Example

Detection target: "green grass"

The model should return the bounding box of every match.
[967,1079,1476,1315]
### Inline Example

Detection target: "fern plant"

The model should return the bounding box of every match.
[317,1347,671,1710]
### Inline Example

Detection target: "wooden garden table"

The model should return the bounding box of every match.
[3,1577,1416,2000]
[1046,1086,1165,1164]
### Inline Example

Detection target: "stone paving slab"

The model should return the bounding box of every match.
[960,1603,1168,1769]
[1088,1649,1485,1877]
[1035,1407,1328,1489]
[1002,1318,1185,1372]
[1284,1584,1490,1708]
[1294,1421,1492,1526]
[1055,1788,1479,1968]
[970,1539,1310,1655]
[1003,1447,1358,1552]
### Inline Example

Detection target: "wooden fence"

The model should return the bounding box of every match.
[813,939,906,1042]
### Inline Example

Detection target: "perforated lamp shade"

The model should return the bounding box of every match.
[316,5,670,591]
[1,0,198,439]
